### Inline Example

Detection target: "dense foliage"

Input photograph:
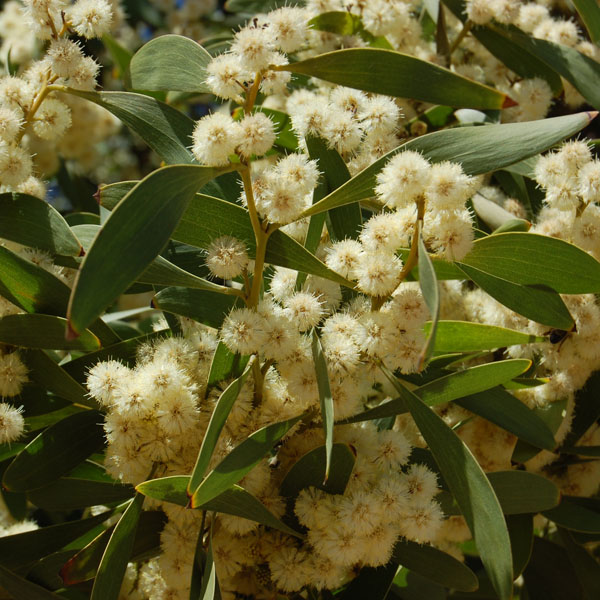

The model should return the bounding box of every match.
[1,1,600,599]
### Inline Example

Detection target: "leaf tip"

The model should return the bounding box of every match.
[93,187,102,204]
[502,95,518,109]
[587,110,599,122]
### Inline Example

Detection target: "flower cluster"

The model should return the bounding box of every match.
[0,0,120,195]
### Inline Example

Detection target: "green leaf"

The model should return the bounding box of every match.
[0,245,70,315]
[188,359,255,496]
[0,564,63,599]
[456,387,556,451]
[2,410,105,493]
[457,263,574,330]
[28,478,134,511]
[442,0,562,93]
[300,112,595,219]
[573,0,600,44]
[135,476,301,538]
[152,287,237,330]
[190,415,303,508]
[67,165,222,336]
[97,181,136,210]
[485,471,559,514]
[417,233,440,368]
[340,359,531,424]
[543,496,600,533]
[382,369,513,600]
[173,194,353,288]
[392,539,479,592]
[0,314,100,351]
[558,527,600,599]
[70,224,230,293]
[311,330,335,482]
[91,494,144,600]
[415,359,531,408]
[207,342,249,387]
[197,531,220,600]
[512,398,567,463]
[560,445,600,457]
[279,48,510,109]
[60,511,165,585]
[461,232,600,294]
[488,23,600,109]
[129,34,211,93]
[507,514,533,577]
[0,193,83,256]
[135,475,189,506]
[428,320,544,353]
[305,135,360,241]
[100,187,354,288]
[200,485,304,539]
[280,444,356,497]
[61,89,195,164]
[0,511,111,569]
[21,349,93,408]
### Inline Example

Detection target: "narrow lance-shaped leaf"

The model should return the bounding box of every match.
[100,187,354,289]
[456,387,556,451]
[0,192,83,256]
[190,415,303,508]
[457,263,575,330]
[136,476,302,538]
[67,165,224,336]
[558,527,600,599]
[198,527,221,600]
[299,112,595,219]
[487,23,600,109]
[442,0,562,93]
[207,342,250,387]
[0,511,111,570]
[391,539,479,592]
[279,444,356,498]
[91,493,144,600]
[428,320,544,353]
[305,135,360,241]
[278,48,511,109]
[60,511,166,586]
[460,232,600,294]
[70,224,232,293]
[381,366,513,600]
[0,314,100,352]
[61,89,196,164]
[0,564,64,600]
[2,410,105,493]
[21,349,94,407]
[417,232,440,369]
[507,514,534,577]
[129,34,212,93]
[573,0,600,44]
[153,287,237,330]
[311,330,334,483]
[188,359,255,496]
[340,359,531,424]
